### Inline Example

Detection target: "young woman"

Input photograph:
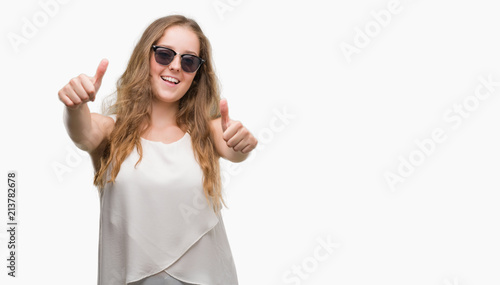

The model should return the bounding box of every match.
[58,15,257,285]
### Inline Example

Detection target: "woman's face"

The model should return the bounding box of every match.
[150,25,200,104]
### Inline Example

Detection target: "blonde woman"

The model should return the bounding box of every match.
[58,15,257,285]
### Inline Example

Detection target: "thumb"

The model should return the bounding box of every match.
[93,59,108,90]
[220,98,230,132]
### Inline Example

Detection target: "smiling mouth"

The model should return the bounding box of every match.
[161,76,180,84]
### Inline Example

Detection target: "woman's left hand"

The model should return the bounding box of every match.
[220,99,258,154]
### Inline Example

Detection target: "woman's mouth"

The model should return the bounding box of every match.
[161,76,180,85]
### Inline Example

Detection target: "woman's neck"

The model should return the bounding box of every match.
[149,99,180,129]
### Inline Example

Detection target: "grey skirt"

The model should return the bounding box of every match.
[128,271,194,285]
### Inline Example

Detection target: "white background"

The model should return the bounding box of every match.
[1,0,500,284]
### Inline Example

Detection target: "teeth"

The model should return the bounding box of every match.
[161,76,179,84]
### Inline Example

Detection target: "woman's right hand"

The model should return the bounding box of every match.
[58,59,108,109]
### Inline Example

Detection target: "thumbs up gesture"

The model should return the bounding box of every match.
[220,98,258,154]
[58,59,108,109]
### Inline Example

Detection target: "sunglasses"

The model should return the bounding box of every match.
[152,45,205,73]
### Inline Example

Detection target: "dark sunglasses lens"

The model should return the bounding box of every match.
[181,56,202,73]
[155,48,175,65]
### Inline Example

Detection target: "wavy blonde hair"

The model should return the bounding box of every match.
[94,15,225,212]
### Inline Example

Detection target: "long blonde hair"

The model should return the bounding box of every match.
[94,15,225,212]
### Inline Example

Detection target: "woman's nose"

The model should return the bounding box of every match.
[168,55,182,72]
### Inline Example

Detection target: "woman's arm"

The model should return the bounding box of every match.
[63,107,114,153]
[59,59,113,153]
[210,99,258,163]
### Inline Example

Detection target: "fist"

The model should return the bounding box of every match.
[220,98,258,153]
[58,59,108,109]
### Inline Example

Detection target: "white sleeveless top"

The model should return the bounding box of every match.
[97,115,238,285]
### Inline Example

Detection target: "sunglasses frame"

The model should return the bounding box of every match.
[152,45,205,73]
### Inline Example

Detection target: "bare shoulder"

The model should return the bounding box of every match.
[91,113,115,138]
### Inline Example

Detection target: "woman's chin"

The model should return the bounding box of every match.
[153,92,184,104]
